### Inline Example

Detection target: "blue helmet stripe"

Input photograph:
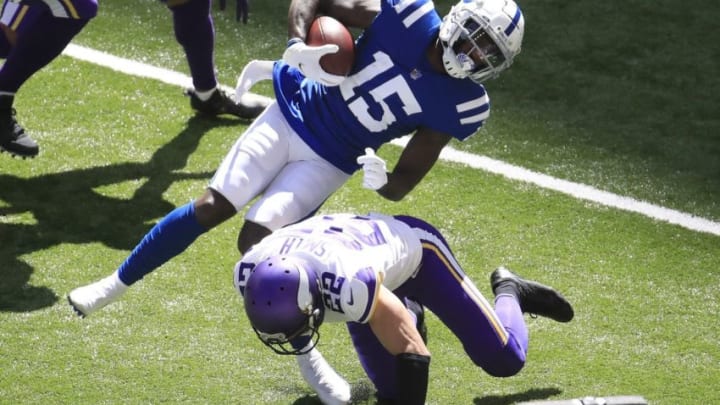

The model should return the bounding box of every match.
[504,7,522,36]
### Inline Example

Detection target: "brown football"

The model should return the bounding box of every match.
[306,16,355,76]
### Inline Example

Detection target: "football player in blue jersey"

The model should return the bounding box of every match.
[69,0,524,402]
[0,0,266,159]
[235,212,574,404]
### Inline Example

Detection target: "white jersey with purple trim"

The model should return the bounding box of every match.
[13,0,98,19]
[272,0,490,175]
[240,213,423,324]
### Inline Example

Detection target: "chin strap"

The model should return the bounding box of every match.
[396,352,431,405]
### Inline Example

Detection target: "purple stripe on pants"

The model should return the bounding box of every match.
[19,0,97,19]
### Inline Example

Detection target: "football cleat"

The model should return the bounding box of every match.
[296,345,351,405]
[0,108,38,158]
[185,88,267,119]
[67,273,128,317]
[490,267,574,323]
[404,297,428,344]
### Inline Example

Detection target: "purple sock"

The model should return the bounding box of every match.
[0,30,11,59]
[494,294,529,355]
[170,0,217,91]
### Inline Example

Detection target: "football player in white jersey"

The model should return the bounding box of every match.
[236,212,574,404]
[70,0,526,403]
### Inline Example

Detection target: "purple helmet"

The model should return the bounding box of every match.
[243,255,325,355]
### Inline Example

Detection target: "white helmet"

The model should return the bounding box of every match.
[439,0,525,83]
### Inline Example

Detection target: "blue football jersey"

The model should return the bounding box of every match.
[273,0,490,174]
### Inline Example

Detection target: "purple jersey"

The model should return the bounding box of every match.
[273,0,490,174]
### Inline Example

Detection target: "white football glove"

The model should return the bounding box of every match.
[282,39,346,86]
[356,148,388,190]
[235,59,274,101]
[297,345,351,405]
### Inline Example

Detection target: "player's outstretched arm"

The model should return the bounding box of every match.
[376,128,453,201]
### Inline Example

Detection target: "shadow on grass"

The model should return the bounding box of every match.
[474,387,563,405]
[289,380,377,405]
[0,114,246,312]
[286,383,560,404]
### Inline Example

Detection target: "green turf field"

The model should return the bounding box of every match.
[1,0,718,404]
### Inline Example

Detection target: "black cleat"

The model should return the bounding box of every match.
[490,267,574,323]
[404,296,428,344]
[185,88,267,119]
[0,107,39,158]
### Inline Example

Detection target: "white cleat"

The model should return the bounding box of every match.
[67,272,128,317]
[296,346,351,405]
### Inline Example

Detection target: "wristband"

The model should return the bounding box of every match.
[396,352,431,404]
[286,37,303,48]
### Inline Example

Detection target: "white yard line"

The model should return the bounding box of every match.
[63,44,720,237]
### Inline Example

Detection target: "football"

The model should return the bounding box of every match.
[306,16,355,77]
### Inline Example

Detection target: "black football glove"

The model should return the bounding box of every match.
[219,0,248,24]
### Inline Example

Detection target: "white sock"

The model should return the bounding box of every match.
[107,272,129,291]
[194,87,217,101]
